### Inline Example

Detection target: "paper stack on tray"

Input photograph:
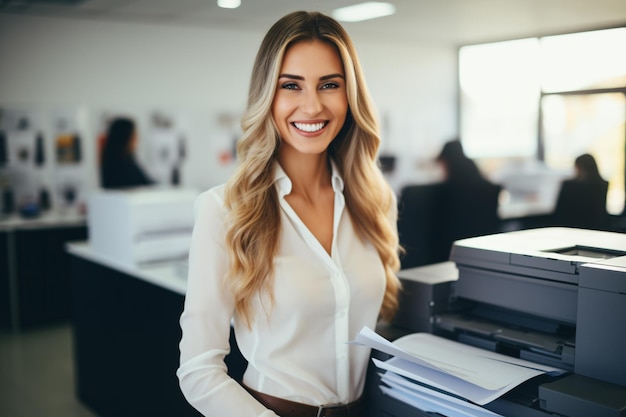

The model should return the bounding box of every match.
[351,327,567,417]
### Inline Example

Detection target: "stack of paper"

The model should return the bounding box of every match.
[351,327,567,417]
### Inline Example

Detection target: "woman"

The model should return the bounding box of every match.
[100,117,154,189]
[177,11,401,417]
[553,153,609,230]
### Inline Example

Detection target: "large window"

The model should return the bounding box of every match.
[460,27,626,215]
[460,38,540,159]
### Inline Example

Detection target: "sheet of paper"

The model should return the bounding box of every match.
[350,326,449,373]
[374,356,538,405]
[351,326,567,405]
[390,333,561,390]
[393,332,565,375]
[380,371,504,417]
[374,357,494,404]
[352,327,565,382]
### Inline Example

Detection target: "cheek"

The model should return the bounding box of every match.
[332,93,348,113]
[271,97,291,124]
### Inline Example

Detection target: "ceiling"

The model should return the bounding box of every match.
[1,0,625,46]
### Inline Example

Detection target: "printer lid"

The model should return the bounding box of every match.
[450,227,626,285]
[579,256,626,292]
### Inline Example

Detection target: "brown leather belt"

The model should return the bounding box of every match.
[243,384,366,417]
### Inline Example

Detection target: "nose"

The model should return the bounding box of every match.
[300,89,323,115]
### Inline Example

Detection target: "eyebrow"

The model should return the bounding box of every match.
[278,73,345,81]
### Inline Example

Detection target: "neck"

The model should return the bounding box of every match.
[278,152,332,199]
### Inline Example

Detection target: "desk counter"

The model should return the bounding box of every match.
[66,242,188,295]
[66,242,246,417]
[67,242,200,417]
[0,211,85,230]
[1,212,87,330]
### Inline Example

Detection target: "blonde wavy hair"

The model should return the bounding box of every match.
[224,11,401,327]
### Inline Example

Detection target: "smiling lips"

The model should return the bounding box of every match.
[293,121,328,133]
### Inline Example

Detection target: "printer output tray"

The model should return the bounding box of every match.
[434,305,576,372]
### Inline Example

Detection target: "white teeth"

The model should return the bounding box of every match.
[294,122,325,132]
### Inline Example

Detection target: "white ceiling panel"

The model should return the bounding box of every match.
[1,0,624,46]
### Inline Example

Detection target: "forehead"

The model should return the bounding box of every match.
[280,40,344,74]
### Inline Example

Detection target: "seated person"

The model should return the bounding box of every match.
[100,117,154,189]
[397,140,502,267]
[552,153,609,230]
[434,140,502,261]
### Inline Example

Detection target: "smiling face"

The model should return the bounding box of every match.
[272,40,348,161]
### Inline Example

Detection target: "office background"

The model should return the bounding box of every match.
[3,0,622,198]
[0,7,458,194]
[1,1,625,416]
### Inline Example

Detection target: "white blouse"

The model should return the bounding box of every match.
[177,163,394,417]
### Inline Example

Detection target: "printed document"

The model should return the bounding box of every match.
[351,327,566,406]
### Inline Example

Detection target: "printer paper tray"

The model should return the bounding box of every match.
[435,313,575,371]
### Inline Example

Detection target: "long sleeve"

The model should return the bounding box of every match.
[176,188,278,417]
[178,164,387,415]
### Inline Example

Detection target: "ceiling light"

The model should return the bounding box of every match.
[332,2,396,22]
[217,0,241,9]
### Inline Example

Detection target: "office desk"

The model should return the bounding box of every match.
[0,212,86,330]
[66,243,244,417]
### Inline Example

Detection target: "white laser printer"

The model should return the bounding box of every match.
[88,187,198,268]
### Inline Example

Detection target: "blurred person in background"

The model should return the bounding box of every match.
[552,153,609,230]
[100,117,154,189]
[433,139,501,261]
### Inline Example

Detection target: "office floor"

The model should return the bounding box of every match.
[0,322,97,417]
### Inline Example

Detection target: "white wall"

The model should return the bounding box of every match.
[0,14,457,194]
[357,41,458,190]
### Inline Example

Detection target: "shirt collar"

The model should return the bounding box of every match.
[273,159,344,198]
